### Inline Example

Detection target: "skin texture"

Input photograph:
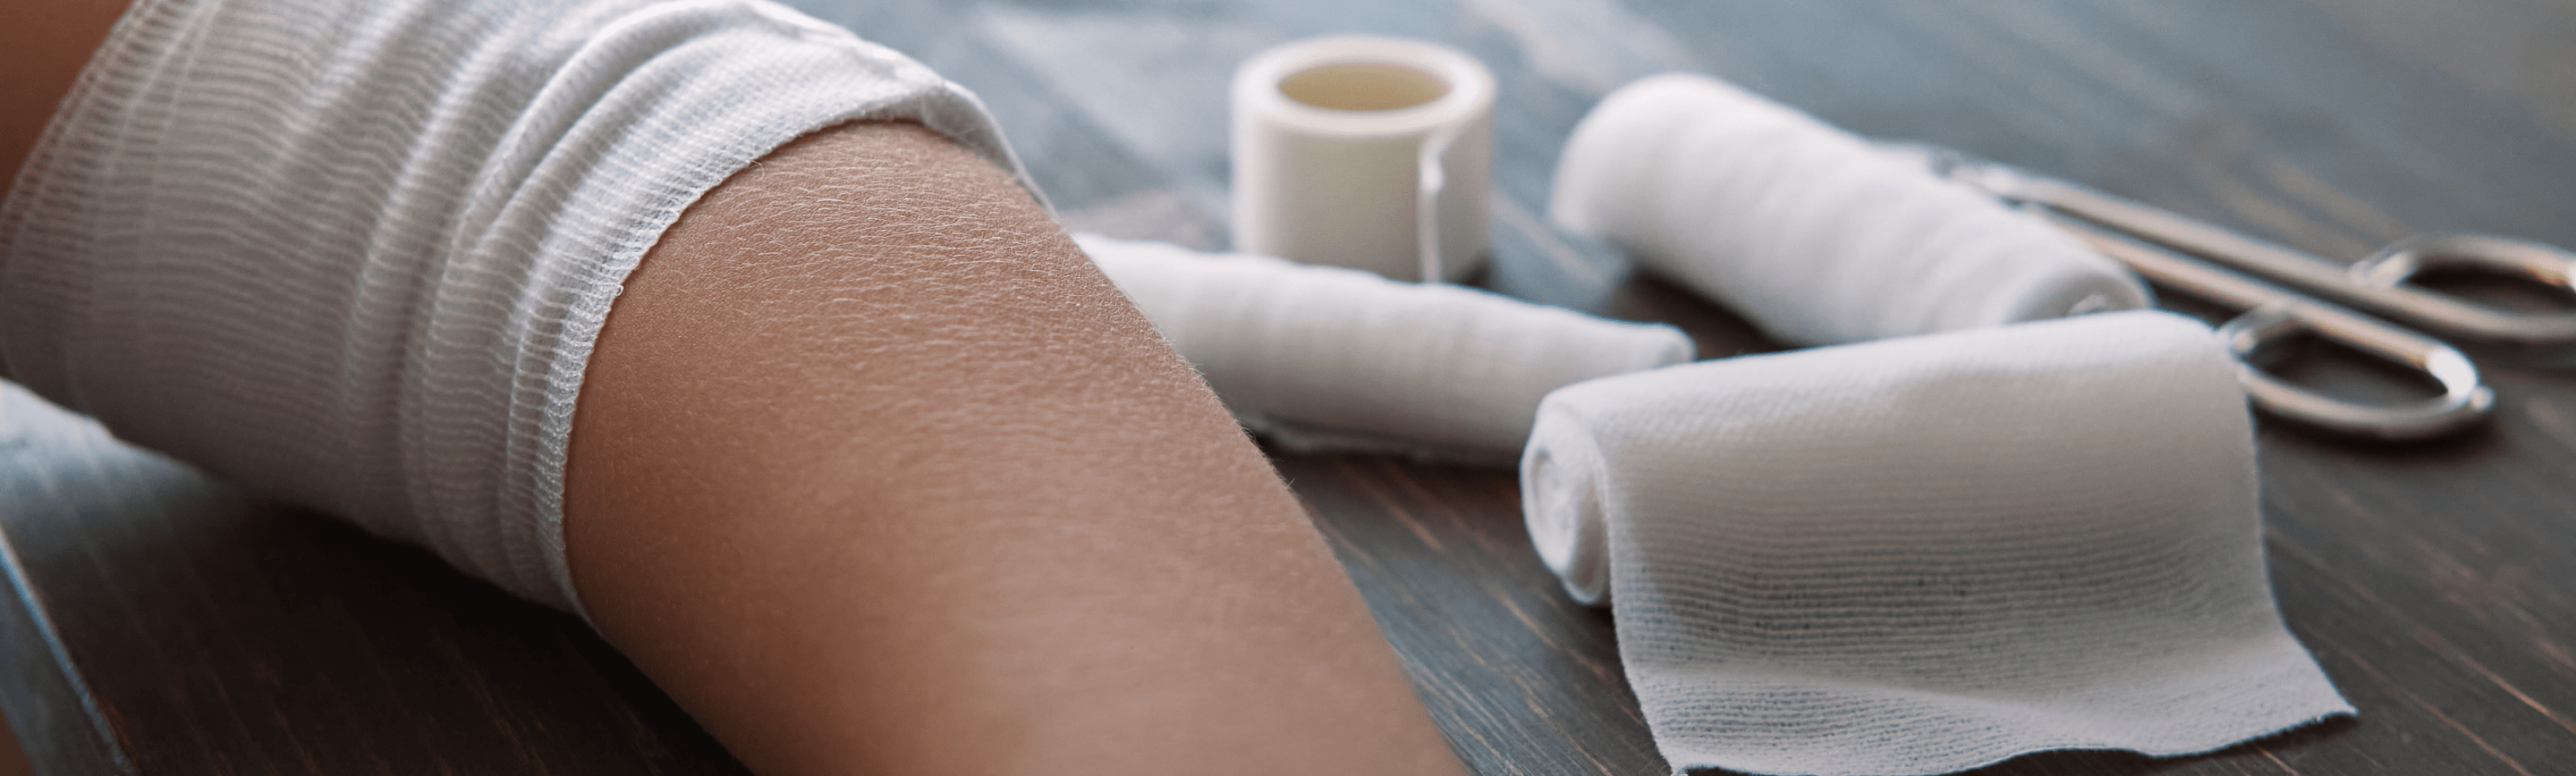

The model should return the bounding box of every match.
[7,1,1466,772]
[561,121,1467,776]
[2,0,128,179]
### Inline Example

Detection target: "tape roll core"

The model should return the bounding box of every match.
[1279,63,1449,111]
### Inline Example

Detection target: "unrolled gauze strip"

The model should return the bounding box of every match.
[1077,232,1692,461]
[1549,72,2151,347]
[1521,310,2351,776]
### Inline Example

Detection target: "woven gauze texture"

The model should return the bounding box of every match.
[1521,310,2351,776]
[0,0,1026,613]
[1549,73,2149,348]
[1080,232,1691,463]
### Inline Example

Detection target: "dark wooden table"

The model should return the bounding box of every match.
[5,0,2574,773]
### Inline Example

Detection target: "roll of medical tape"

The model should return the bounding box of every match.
[1231,35,1494,282]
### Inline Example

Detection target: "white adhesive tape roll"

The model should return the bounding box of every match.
[1232,35,1494,282]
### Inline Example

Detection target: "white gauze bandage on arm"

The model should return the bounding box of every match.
[0,0,1030,614]
[1076,233,1693,462]
[1549,72,2150,347]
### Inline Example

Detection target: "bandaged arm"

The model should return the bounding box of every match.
[1,1,1462,773]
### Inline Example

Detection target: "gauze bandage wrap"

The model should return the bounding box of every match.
[1077,233,1692,462]
[1549,72,2150,347]
[1521,310,2351,776]
[0,0,1028,613]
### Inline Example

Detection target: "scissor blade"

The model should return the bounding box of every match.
[1945,158,2576,344]
[2043,213,2445,360]
[1932,156,2498,439]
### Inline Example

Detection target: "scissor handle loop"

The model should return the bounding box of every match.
[2219,302,2496,441]
[2343,232,2576,342]
[2352,232,2576,287]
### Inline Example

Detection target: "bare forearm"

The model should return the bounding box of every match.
[562,121,1462,775]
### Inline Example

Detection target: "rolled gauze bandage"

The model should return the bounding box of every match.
[1521,310,2352,775]
[1077,233,1691,461]
[1549,72,2150,346]
[1233,36,1494,282]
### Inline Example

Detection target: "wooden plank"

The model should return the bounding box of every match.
[0,390,125,776]
[0,384,750,774]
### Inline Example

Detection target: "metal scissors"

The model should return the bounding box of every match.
[1926,152,2576,441]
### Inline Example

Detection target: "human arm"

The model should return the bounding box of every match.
[1,0,126,178]
[7,0,1465,770]
[564,118,1466,776]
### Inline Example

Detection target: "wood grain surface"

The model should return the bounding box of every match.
[3,1,2572,774]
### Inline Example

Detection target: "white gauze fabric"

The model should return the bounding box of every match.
[1549,72,2150,347]
[1521,310,2351,776]
[0,0,1029,613]
[1076,233,1692,462]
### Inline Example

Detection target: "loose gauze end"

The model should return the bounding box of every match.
[1521,310,2352,776]
[1549,72,2151,347]
[1077,233,1691,462]
[1232,36,1495,282]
